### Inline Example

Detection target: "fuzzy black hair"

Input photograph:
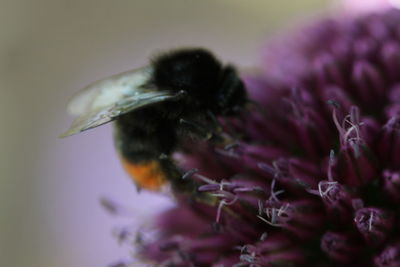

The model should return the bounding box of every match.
[153,48,223,102]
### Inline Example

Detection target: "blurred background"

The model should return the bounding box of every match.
[0,1,333,266]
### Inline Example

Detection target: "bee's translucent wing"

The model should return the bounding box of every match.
[60,66,176,137]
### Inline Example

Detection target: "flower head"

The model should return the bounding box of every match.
[123,8,400,266]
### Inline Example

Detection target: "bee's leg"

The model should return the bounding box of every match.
[157,154,198,195]
[205,111,237,144]
[179,118,214,140]
[206,110,222,131]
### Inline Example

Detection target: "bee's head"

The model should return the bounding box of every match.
[212,66,247,115]
[152,48,247,114]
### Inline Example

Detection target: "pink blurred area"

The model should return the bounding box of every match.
[338,0,399,13]
[0,1,330,266]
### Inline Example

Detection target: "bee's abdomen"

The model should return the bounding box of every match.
[120,157,166,190]
[114,108,179,190]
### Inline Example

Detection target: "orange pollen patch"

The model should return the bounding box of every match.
[120,158,166,191]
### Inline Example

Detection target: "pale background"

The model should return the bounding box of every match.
[0,1,331,266]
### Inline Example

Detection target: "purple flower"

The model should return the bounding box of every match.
[124,9,400,266]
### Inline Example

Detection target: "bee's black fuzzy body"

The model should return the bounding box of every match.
[114,48,247,191]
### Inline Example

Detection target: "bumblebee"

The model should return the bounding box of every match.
[61,48,247,192]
